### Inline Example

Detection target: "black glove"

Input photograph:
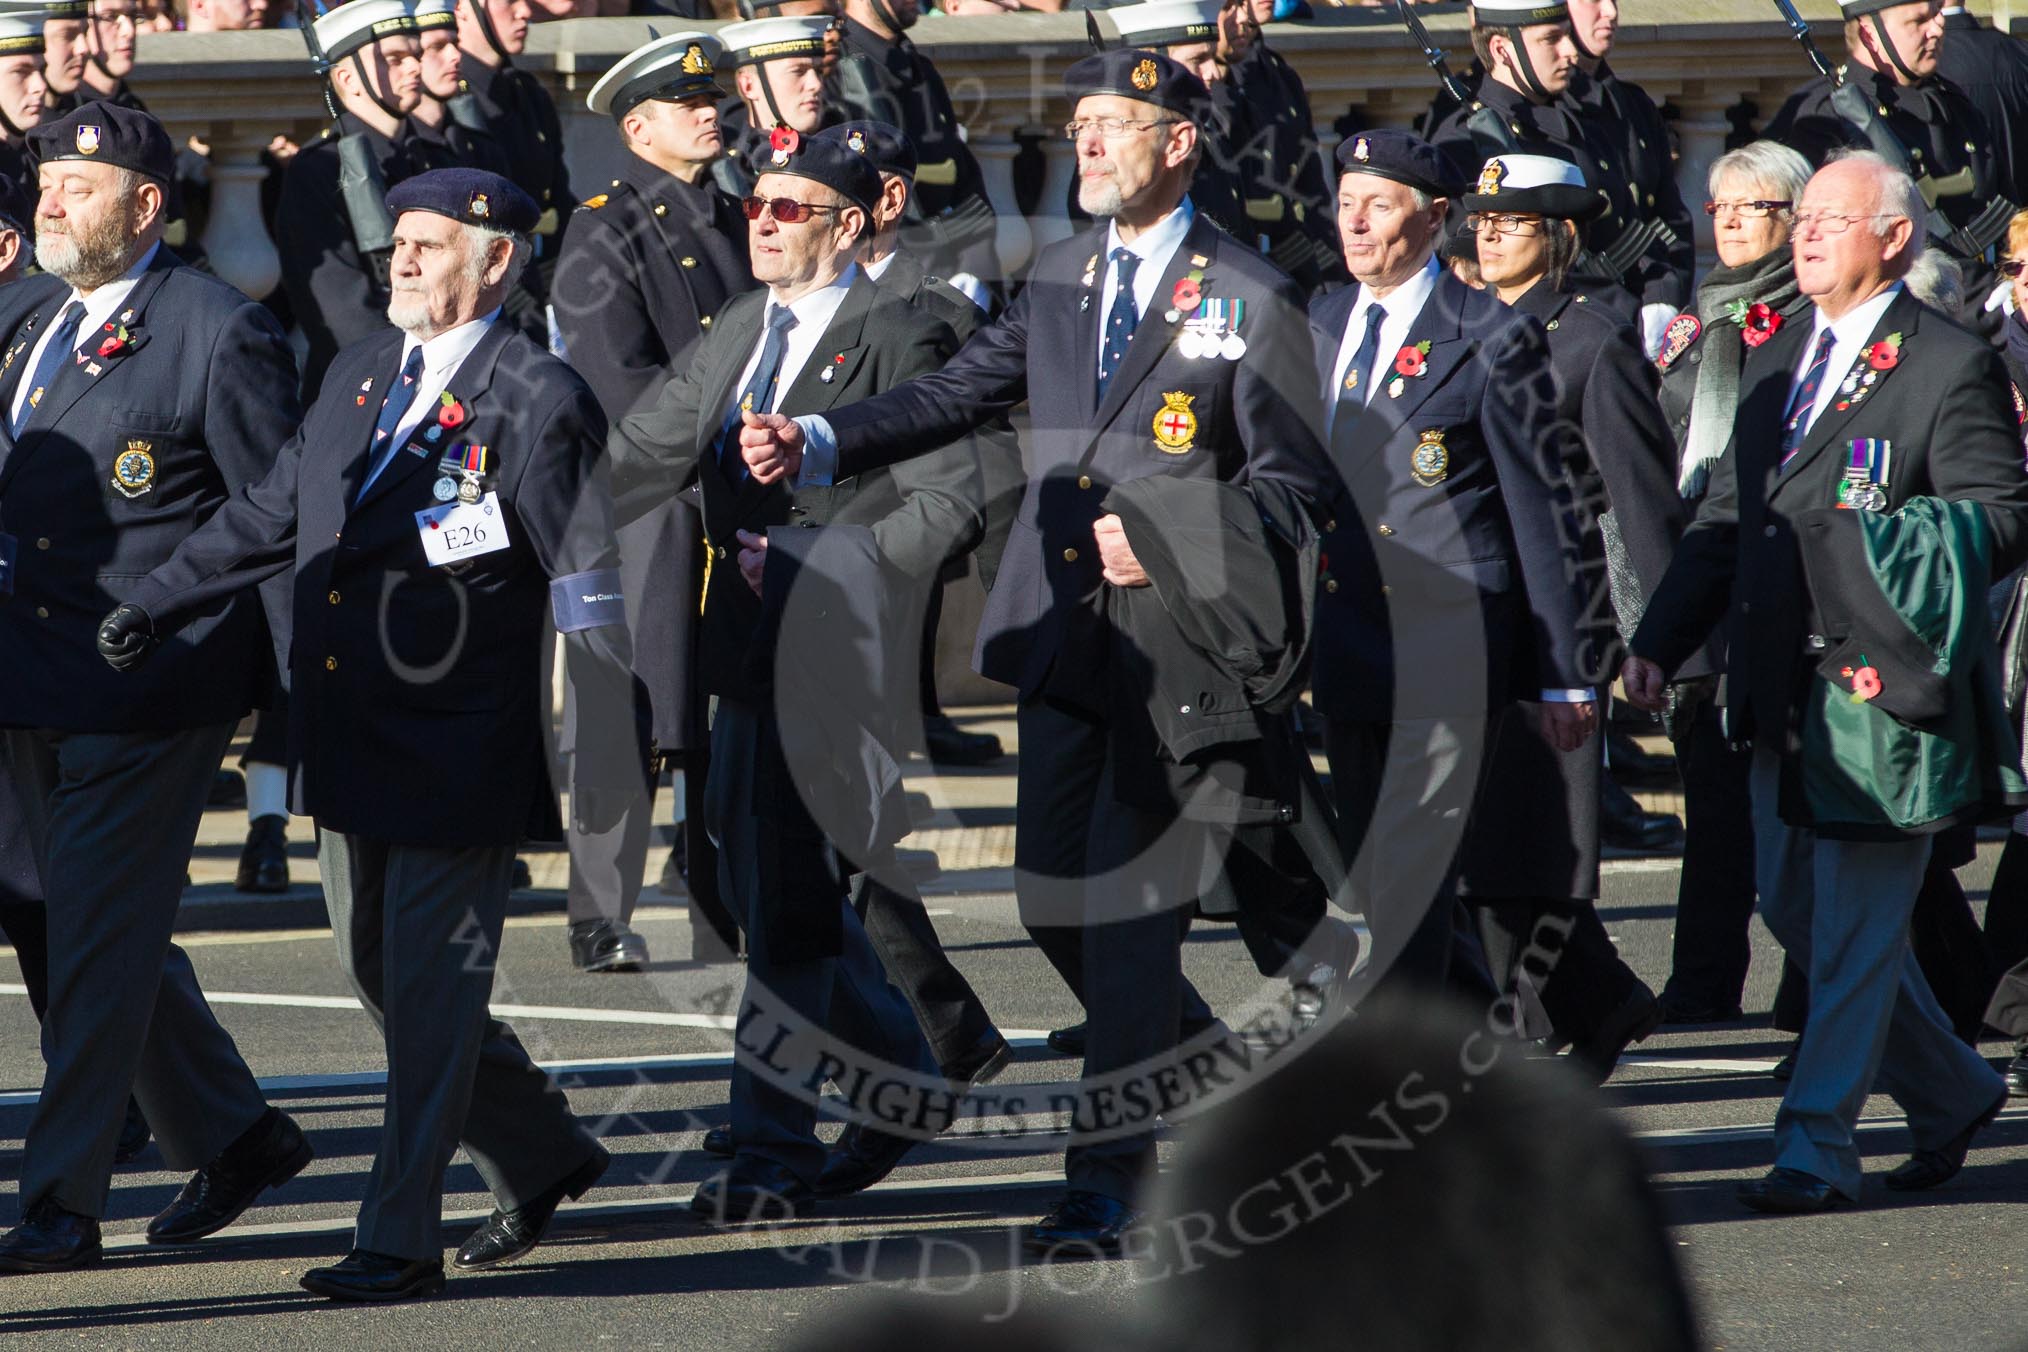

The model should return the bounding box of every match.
[97,602,156,672]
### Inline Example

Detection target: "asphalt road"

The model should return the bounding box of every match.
[4,837,2028,1350]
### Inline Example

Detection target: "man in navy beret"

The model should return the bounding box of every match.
[99,167,637,1300]
[0,100,312,1276]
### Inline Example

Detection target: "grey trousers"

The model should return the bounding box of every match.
[1749,750,2003,1198]
[318,830,602,1260]
[3,721,267,1217]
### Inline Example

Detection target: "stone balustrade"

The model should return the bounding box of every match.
[123,1,2009,301]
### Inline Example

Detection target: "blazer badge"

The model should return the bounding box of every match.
[1153,391,1197,452]
[1410,429,1448,487]
[112,440,155,498]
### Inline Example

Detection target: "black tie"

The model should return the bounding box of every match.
[1341,303,1388,410]
[1098,248,1140,403]
[721,305,799,475]
[360,345,428,496]
[14,301,85,435]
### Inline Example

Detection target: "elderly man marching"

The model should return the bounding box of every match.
[99,168,635,1298]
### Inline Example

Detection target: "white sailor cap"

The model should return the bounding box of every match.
[1107,0,1222,48]
[315,0,414,63]
[1469,0,1570,25]
[407,0,456,33]
[588,30,723,117]
[0,6,46,55]
[718,15,828,68]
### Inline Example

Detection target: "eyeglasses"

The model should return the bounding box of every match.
[1465,212,1545,236]
[1704,199,1793,219]
[1790,211,1897,235]
[1062,117,1180,141]
[2002,259,2028,279]
[740,195,844,224]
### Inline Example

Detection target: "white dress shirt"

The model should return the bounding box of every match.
[10,241,161,427]
[1093,197,1196,381]
[1327,252,1441,437]
[729,264,858,421]
[360,307,502,492]
[1789,282,1903,439]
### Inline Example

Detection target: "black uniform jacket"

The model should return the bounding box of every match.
[1939,9,2028,213]
[1307,267,1598,724]
[1632,287,2028,755]
[0,249,302,733]
[122,320,626,848]
[820,210,1332,712]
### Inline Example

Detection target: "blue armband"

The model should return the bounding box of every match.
[550,569,626,632]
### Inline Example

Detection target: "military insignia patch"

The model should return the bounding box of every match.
[1476,158,1507,196]
[1153,391,1197,452]
[581,193,609,210]
[1410,429,1449,487]
[1656,313,1701,370]
[1131,58,1158,91]
[112,441,155,499]
[680,42,711,76]
[1353,137,1370,163]
[847,129,867,154]
[75,124,102,155]
[469,192,490,219]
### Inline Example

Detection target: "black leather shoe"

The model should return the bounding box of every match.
[300,1249,446,1302]
[568,919,649,973]
[1600,780,1684,852]
[943,1031,1012,1087]
[700,1124,734,1158]
[815,1124,918,1198]
[1657,993,1745,1026]
[1290,963,1337,1035]
[453,1147,607,1270]
[1572,989,1662,1085]
[207,769,247,809]
[2005,1053,2028,1097]
[690,1159,813,1226]
[1737,1167,1846,1214]
[1024,1190,1144,1258]
[234,814,290,894]
[511,858,533,891]
[0,1199,102,1273]
[1886,1091,2006,1191]
[113,1096,152,1165]
[1771,1050,1797,1082]
[146,1107,312,1244]
[923,714,1004,767]
[1606,728,1679,787]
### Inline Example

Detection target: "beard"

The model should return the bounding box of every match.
[35,203,139,290]
[1078,172,1124,218]
[386,284,434,336]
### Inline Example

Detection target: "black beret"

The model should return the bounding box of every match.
[753,128,881,215]
[1063,49,1210,122]
[386,168,541,235]
[818,120,916,181]
[0,172,30,234]
[1334,127,1454,199]
[28,102,175,185]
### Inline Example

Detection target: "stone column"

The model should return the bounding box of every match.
[971,131,1032,287]
[199,124,282,302]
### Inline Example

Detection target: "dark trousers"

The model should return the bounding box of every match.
[0,754,47,1015]
[4,721,268,1217]
[1661,698,1758,1011]
[855,870,997,1073]
[1477,898,1646,1041]
[1983,831,2028,1042]
[1013,696,1211,1205]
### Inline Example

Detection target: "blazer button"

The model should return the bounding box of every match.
[681,255,696,267]
[1380,584,1390,596]
[1078,475,1092,490]
[324,656,338,671]
[1323,519,1336,532]
[654,204,668,217]
[701,315,712,328]
[328,590,341,604]
[1063,547,1078,563]
[1377,524,1395,536]
[1326,579,1340,593]
[1740,601,1752,614]
[716,546,728,559]
[34,536,48,549]
[1764,525,1778,538]
[34,605,47,618]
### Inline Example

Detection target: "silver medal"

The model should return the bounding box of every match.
[432,476,459,502]
[457,476,482,504]
[1220,332,1246,361]
[1177,331,1204,360]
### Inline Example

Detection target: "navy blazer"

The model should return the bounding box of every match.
[124,320,624,847]
[1308,267,1597,722]
[0,248,301,733]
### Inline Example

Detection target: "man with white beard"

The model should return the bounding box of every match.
[99,166,639,1301]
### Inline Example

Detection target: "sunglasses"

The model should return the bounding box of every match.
[2003,259,2028,279]
[740,195,844,224]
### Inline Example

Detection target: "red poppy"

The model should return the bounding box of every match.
[96,322,128,359]
[438,393,466,429]
[769,126,799,156]
[1741,303,1783,348]
[1171,278,1202,313]
[1394,345,1427,378]
[1866,339,1900,371]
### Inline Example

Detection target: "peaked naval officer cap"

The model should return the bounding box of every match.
[819,119,917,180]
[30,100,175,182]
[1838,0,1909,16]
[1064,48,1210,121]
[1335,127,1454,198]
[314,0,415,63]
[1106,0,1224,48]
[756,130,881,215]
[407,0,456,34]
[0,7,44,57]
[1462,152,1606,221]
[718,16,828,68]
[588,30,723,118]
[39,0,86,20]
[387,167,542,234]
[1469,0,1570,24]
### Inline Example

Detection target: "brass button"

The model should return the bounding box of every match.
[1077,475,1092,490]
[328,590,341,604]
[700,315,712,328]
[611,178,620,187]
[34,605,47,618]
[324,656,338,671]
[1062,547,1078,563]
[681,255,697,267]
[1325,579,1339,594]
[1380,584,1391,596]
[654,204,668,217]
[1377,524,1395,537]
[33,536,48,549]
[1547,319,1559,331]
[1323,519,1336,532]
[716,546,727,559]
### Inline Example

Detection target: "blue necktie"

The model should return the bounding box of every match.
[1341,302,1388,409]
[360,345,427,495]
[14,301,85,434]
[1780,329,1838,469]
[1098,248,1140,403]
[721,305,799,475]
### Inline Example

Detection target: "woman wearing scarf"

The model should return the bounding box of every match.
[1450,152,1681,1080]
[1648,142,1813,1030]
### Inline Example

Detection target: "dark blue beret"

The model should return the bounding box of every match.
[818,120,916,181]
[386,168,541,235]
[1334,127,1454,198]
[753,129,881,215]
[1063,49,1210,121]
[28,102,175,185]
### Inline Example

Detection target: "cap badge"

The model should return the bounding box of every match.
[469,192,490,219]
[847,129,867,154]
[1131,58,1158,92]
[1477,158,1506,196]
[680,42,711,76]
[75,124,102,156]
[1352,137,1370,163]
